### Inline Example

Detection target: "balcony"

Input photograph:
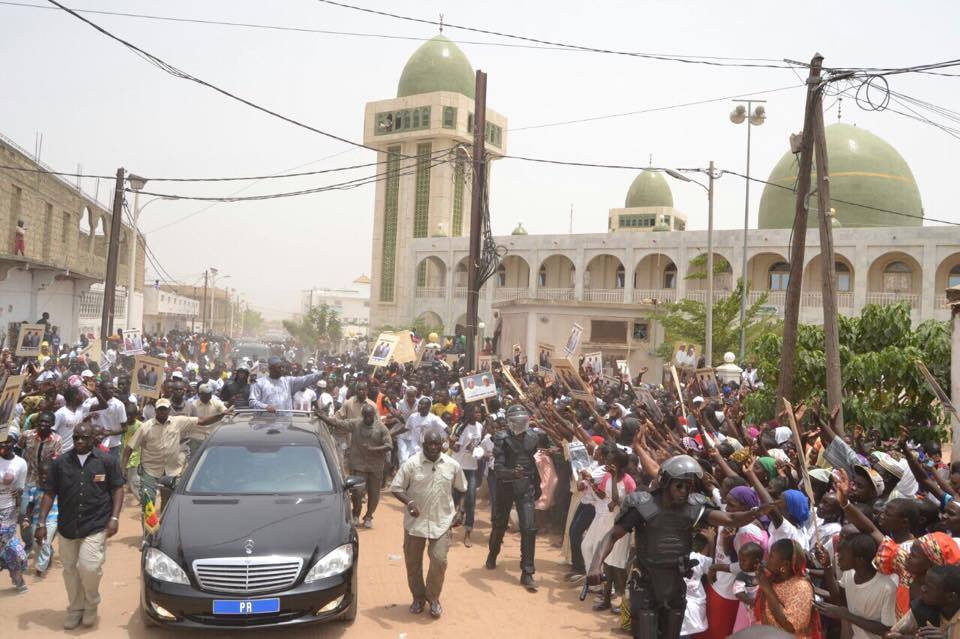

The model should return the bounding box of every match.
[634,289,677,304]
[583,288,624,303]
[494,287,528,301]
[799,291,855,309]
[865,291,919,309]
[536,288,576,302]
[415,286,445,299]
[454,286,467,298]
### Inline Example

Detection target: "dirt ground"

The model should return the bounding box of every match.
[0,488,618,638]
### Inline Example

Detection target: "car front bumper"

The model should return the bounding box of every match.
[141,569,353,629]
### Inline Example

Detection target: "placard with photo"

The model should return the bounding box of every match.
[0,375,25,426]
[582,351,603,377]
[695,367,721,399]
[459,372,498,403]
[368,332,399,367]
[536,343,555,371]
[131,355,166,399]
[15,324,44,357]
[562,324,584,358]
[478,355,493,373]
[121,328,145,356]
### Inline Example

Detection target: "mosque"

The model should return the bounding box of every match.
[363,34,960,381]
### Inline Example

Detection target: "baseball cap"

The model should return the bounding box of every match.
[692,396,705,404]
[317,380,327,388]
[199,383,213,394]
[171,371,184,380]
[156,398,172,409]
[81,369,94,379]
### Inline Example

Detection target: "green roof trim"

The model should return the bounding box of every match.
[397,35,475,99]
[625,169,674,209]
[757,123,922,229]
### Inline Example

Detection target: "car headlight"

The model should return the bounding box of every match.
[304,544,354,583]
[144,548,189,585]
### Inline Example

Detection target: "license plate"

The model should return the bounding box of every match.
[212,598,280,615]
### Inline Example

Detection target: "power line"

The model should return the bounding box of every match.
[42,0,398,157]
[315,0,805,70]
[510,84,802,132]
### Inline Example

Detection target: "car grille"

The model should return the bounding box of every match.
[191,556,303,594]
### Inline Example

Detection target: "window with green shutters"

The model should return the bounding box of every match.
[380,146,402,302]
[442,106,457,129]
[375,106,431,135]
[416,261,427,287]
[413,143,432,238]
[452,151,466,235]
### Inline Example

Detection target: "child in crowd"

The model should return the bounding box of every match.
[681,533,713,638]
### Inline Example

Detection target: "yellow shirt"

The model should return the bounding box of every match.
[125,415,204,477]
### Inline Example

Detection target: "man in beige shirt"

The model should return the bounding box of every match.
[185,384,228,455]
[121,398,230,515]
[332,381,376,472]
[390,429,466,619]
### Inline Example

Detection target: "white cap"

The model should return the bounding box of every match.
[38,371,57,382]
[198,383,213,394]
[692,396,705,404]
[81,369,94,379]
[171,371,184,380]
[317,380,327,388]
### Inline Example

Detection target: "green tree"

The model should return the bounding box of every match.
[655,279,778,364]
[685,254,731,280]
[744,303,952,441]
[241,309,264,336]
[283,304,345,350]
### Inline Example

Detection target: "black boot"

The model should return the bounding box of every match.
[484,553,497,570]
[520,572,538,592]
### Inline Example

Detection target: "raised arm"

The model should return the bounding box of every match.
[834,468,884,546]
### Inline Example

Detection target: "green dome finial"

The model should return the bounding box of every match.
[625,169,674,209]
[511,222,528,235]
[758,123,922,229]
[397,35,475,99]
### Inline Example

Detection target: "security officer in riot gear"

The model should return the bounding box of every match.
[485,403,541,591]
[586,455,774,639]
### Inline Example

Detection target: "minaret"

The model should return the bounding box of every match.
[363,34,508,331]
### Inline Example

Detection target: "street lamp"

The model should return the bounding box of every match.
[730,100,767,362]
[126,173,147,330]
[665,163,719,367]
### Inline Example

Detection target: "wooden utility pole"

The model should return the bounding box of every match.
[201,270,209,333]
[100,167,125,350]
[465,69,487,371]
[776,54,822,411]
[813,82,845,432]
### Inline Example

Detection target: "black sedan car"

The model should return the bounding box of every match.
[140,411,363,628]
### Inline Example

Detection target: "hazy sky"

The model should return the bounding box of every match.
[2,1,957,318]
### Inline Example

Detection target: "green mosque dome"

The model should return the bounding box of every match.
[511,222,528,235]
[625,170,674,209]
[757,123,922,229]
[397,35,475,99]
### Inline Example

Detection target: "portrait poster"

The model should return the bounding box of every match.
[121,328,145,356]
[562,323,584,358]
[550,356,593,402]
[15,324,44,357]
[391,331,418,364]
[131,355,165,399]
[367,332,399,367]
[536,343,555,371]
[582,351,603,377]
[418,343,440,368]
[616,359,630,378]
[459,372,498,403]
[916,360,957,418]
[478,355,493,373]
[566,440,591,475]
[0,375,25,427]
[695,367,721,400]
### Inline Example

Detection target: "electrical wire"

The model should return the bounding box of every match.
[42,0,412,158]
[123,200,183,285]
[509,84,802,132]
[315,0,805,69]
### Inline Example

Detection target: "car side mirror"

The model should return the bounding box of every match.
[159,476,177,491]
[343,476,365,492]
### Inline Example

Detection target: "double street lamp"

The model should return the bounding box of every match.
[730,100,767,362]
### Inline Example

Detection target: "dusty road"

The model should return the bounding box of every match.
[1,490,618,638]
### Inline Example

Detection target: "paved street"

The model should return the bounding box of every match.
[1,490,612,639]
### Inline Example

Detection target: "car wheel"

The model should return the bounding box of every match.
[340,570,358,623]
[140,604,159,628]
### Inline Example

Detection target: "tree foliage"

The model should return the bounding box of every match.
[282,304,343,349]
[685,254,731,280]
[744,303,952,441]
[655,279,779,364]
[241,309,264,336]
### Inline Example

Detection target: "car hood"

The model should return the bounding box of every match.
[158,494,349,566]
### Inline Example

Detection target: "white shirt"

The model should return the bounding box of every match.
[453,422,483,471]
[292,388,317,411]
[81,396,127,449]
[402,412,446,445]
[76,452,91,467]
[768,517,814,551]
[0,455,28,511]
[317,392,334,415]
[54,404,87,453]
[578,462,609,507]
[682,552,713,636]
[840,570,898,639]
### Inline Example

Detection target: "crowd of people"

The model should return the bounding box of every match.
[1,325,959,639]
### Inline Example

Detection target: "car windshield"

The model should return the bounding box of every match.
[185,444,334,495]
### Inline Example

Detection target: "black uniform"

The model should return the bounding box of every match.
[220,379,250,408]
[487,429,541,577]
[614,489,715,639]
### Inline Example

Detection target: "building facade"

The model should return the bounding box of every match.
[143,286,201,334]
[301,275,371,339]
[0,133,146,344]
[159,284,239,337]
[366,36,959,381]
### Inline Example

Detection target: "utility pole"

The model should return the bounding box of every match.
[201,270,209,333]
[777,53,823,412]
[705,160,715,367]
[464,69,487,371]
[812,80,844,432]
[100,168,125,350]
